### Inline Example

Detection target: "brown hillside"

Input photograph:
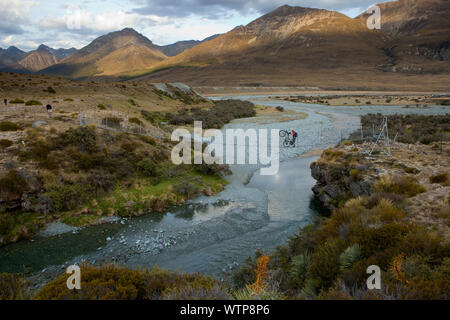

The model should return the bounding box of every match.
[42,28,167,78]
[19,46,58,72]
[134,5,391,87]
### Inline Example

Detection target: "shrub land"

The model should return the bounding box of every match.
[357,114,449,145]
[168,99,256,129]
[0,125,229,246]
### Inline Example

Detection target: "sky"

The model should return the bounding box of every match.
[0,0,393,51]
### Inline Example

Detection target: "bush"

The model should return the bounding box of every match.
[194,163,230,176]
[35,265,226,300]
[45,183,89,212]
[0,273,30,300]
[359,114,449,145]
[9,99,24,104]
[429,173,448,184]
[349,169,361,181]
[0,139,13,148]
[0,170,28,196]
[137,159,157,177]
[43,86,56,94]
[57,126,97,153]
[97,104,106,110]
[375,176,426,197]
[25,100,42,106]
[173,181,200,198]
[307,238,345,291]
[170,100,256,129]
[139,136,156,146]
[0,121,21,131]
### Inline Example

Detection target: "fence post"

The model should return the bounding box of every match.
[360,123,363,140]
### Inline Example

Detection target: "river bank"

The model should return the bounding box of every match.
[1,94,449,295]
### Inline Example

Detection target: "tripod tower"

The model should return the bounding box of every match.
[362,117,391,157]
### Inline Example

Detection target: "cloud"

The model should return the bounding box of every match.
[0,0,36,35]
[39,8,168,35]
[131,0,387,18]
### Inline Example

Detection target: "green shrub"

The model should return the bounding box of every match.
[139,136,156,146]
[9,99,24,104]
[97,104,106,110]
[359,114,449,145]
[0,273,30,300]
[0,121,21,131]
[307,238,345,291]
[169,100,256,129]
[194,163,230,177]
[137,159,157,177]
[349,169,361,181]
[35,265,225,300]
[57,126,97,153]
[43,86,56,94]
[429,173,448,184]
[25,100,42,106]
[45,183,89,212]
[375,176,426,197]
[173,181,200,197]
[405,167,420,174]
[289,253,311,287]
[0,170,28,196]
[0,139,13,148]
[339,244,361,270]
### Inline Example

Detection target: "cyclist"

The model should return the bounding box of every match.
[291,129,298,146]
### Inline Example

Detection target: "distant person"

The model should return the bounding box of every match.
[3,99,7,106]
[292,129,298,146]
[46,104,53,118]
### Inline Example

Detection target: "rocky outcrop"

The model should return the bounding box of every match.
[0,170,53,214]
[310,158,373,211]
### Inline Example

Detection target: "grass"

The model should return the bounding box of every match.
[77,168,227,221]
[25,100,42,106]
[375,176,427,197]
[60,214,102,227]
[0,121,22,131]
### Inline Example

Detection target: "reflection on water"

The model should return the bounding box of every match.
[3,95,446,278]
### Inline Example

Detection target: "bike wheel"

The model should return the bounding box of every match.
[279,130,286,138]
[283,140,291,147]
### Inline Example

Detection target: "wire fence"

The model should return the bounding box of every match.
[78,112,165,139]
[0,105,165,139]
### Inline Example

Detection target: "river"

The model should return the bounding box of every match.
[0,95,448,283]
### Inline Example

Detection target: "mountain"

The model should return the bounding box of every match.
[0,46,28,71]
[157,34,221,57]
[358,0,450,63]
[18,45,59,71]
[133,5,389,86]
[0,46,26,62]
[41,28,167,78]
[39,45,77,60]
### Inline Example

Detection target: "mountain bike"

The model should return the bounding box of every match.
[279,130,291,138]
[283,136,296,148]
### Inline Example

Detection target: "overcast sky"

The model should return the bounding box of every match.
[0,0,393,51]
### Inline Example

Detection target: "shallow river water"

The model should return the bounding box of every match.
[0,96,448,281]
